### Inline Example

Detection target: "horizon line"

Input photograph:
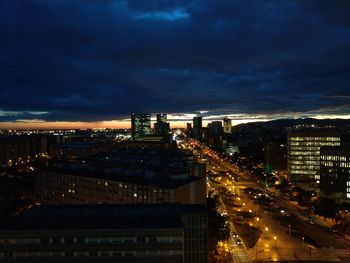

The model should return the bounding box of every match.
[1,116,349,130]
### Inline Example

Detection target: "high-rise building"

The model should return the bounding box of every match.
[223,117,232,134]
[131,113,151,140]
[320,144,350,200]
[154,113,170,136]
[287,130,341,184]
[208,121,223,136]
[192,116,202,140]
[156,113,167,123]
[186,123,192,135]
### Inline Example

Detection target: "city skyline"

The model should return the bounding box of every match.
[1,1,350,130]
[1,112,350,130]
[1,1,350,262]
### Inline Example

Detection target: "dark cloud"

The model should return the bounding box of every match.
[0,0,349,122]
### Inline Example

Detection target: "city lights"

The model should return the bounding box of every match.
[1,1,350,262]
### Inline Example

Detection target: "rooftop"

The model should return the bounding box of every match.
[0,204,206,230]
[41,161,203,189]
[288,129,342,137]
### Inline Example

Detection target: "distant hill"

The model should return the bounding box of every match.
[235,118,350,129]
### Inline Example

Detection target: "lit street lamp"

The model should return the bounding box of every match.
[288,225,291,237]
[274,236,277,248]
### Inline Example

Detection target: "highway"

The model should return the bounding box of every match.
[203,143,350,249]
[180,137,350,262]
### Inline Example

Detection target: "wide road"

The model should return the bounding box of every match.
[185,139,350,250]
[277,196,350,248]
[216,194,253,263]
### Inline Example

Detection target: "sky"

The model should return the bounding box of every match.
[1,0,350,129]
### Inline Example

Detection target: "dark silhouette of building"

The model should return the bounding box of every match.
[186,123,192,137]
[320,144,350,200]
[154,114,170,136]
[192,116,202,140]
[0,204,208,263]
[208,121,223,136]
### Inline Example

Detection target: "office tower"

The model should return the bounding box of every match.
[265,142,287,172]
[208,121,223,136]
[320,144,350,200]
[156,113,167,123]
[154,113,170,136]
[223,117,232,134]
[186,123,192,136]
[287,130,341,184]
[131,113,151,140]
[192,116,202,140]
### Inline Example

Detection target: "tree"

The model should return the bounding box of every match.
[314,198,338,220]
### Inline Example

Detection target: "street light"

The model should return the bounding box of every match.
[265,227,269,232]
[302,237,305,248]
[288,225,291,237]
[274,236,277,248]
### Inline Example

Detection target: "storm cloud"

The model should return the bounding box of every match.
[1,0,349,123]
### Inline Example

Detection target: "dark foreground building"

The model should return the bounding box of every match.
[0,204,208,263]
[320,144,350,200]
[35,169,206,205]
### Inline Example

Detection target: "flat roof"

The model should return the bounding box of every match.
[40,165,202,189]
[288,129,341,137]
[0,204,206,230]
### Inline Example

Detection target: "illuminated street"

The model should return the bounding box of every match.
[2,2,350,262]
[181,137,350,262]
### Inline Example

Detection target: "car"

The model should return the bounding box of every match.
[232,232,238,238]
[330,227,339,233]
[308,217,315,224]
[236,238,243,245]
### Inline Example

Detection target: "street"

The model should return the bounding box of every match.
[180,138,350,262]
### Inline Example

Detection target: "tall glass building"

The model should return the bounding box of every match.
[320,145,350,200]
[223,117,232,134]
[154,113,170,136]
[287,130,341,184]
[131,113,151,140]
[192,116,202,140]
[156,113,167,123]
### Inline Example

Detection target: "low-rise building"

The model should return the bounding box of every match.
[35,168,206,207]
[0,204,208,263]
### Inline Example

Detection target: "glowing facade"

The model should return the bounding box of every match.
[131,113,151,140]
[154,113,170,136]
[320,145,350,199]
[223,117,232,134]
[287,130,341,184]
